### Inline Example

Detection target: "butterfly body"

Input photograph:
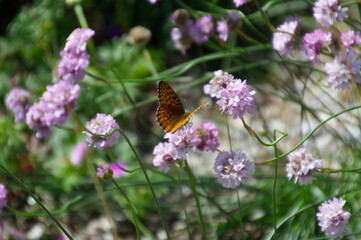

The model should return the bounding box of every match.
[156,81,206,133]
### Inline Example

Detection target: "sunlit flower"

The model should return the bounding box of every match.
[286,147,322,185]
[5,88,30,122]
[40,80,80,126]
[214,150,254,189]
[26,102,52,138]
[341,28,361,51]
[313,0,348,28]
[153,142,179,172]
[165,126,195,158]
[83,113,120,149]
[316,197,350,239]
[57,28,95,84]
[272,17,302,57]
[302,29,332,62]
[193,122,219,152]
[216,78,256,120]
[204,70,235,98]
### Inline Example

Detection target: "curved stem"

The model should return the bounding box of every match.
[111,179,141,240]
[88,128,170,239]
[258,105,361,164]
[0,164,73,240]
[185,160,207,239]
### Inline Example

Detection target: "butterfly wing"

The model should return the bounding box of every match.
[157,81,186,132]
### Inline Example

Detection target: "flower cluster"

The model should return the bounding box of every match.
[316,197,350,239]
[214,150,254,189]
[26,81,80,138]
[302,29,331,63]
[216,12,242,42]
[204,70,256,120]
[170,9,242,53]
[57,28,95,84]
[0,184,7,212]
[97,164,113,180]
[5,88,30,122]
[324,51,361,90]
[286,147,322,185]
[70,141,89,166]
[153,122,219,172]
[83,113,120,149]
[340,29,361,51]
[193,122,219,152]
[170,10,213,54]
[313,0,348,28]
[272,17,302,57]
[20,28,94,137]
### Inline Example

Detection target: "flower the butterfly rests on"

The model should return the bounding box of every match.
[156,81,207,133]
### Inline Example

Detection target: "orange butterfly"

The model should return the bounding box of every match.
[156,81,207,133]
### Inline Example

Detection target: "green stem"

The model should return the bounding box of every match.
[236,189,243,239]
[226,116,232,152]
[272,131,278,240]
[177,168,191,239]
[185,161,207,240]
[260,105,361,164]
[111,179,141,240]
[0,164,73,240]
[89,128,170,239]
[106,147,140,174]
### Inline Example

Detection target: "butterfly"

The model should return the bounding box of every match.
[156,81,207,133]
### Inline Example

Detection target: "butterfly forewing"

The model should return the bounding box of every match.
[156,81,206,133]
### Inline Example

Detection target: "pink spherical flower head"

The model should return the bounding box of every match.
[40,80,80,126]
[190,15,214,44]
[97,164,113,180]
[153,142,179,172]
[286,147,322,185]
[164,126,195,158]
[193,122,219,152]
[64,28,95,55]
[316,197,350,239]
[214,150,254,189]
[313,0,348,28]
[216,78,256,120]
[26,102,52,138]
[5,88,30,122]
[341,28,361,51]
[302,29,331,63]
[324,50,361,90]
[204,70,235,98]
[83,113,120,149]
[272,17,302,57]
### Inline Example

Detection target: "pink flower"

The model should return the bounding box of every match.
[316,197,350,239]
[109,160,127,178]
[286,147,322,185]
[214,151,254,189]
[272,17,302,57]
